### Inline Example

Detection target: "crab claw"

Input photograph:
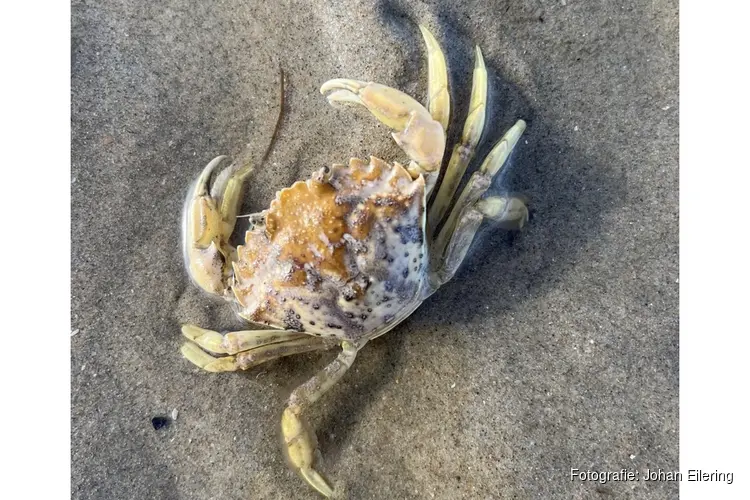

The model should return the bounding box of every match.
[321,79,445,173]
[183,155,234,295]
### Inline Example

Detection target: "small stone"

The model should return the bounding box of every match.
[151,416,170,430]
[171,408,179,421]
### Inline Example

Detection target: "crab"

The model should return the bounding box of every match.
[180,25,528,498]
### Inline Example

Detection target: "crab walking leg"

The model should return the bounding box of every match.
[320,79,446,185]
[433,119,528,272]
[428,46,488,230]
[181,324,308,354]
[419,25,450,131]
[282,341,359,498]
[434,195,529,284]
[180,334,333,373]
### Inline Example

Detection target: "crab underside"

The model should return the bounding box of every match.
[180,25,528,498]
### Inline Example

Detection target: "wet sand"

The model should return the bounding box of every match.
[72,1,678,498]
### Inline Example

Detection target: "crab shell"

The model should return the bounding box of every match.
[230,156,429,341]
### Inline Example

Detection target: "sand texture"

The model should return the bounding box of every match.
[72,1,678,498]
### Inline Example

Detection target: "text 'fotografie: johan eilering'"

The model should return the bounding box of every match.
[570,468,734,484]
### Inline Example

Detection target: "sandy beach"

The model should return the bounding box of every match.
[72,1,678,498]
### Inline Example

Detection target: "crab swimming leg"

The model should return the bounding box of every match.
[281,341,359,498]
[432,119,528,284]
[180,325,335,372]
[428,45,488,231]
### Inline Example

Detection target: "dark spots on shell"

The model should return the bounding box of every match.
[404,252,410,258]
[386,303,392,309]
[284,309,304,331]
[412,257,417,263]
[374,196,399,207]
[382,296,391,302]
[402,268,409,279]
[418,253,424,259]
[310,321,316,326]
[326,323,343,329]
[335,193,359,205]
[345,312,355,319]
[384,315,394,323]
[367,308,373,313]
[394,224,423,245]
[313,304,320,310]
[360,314,368,320]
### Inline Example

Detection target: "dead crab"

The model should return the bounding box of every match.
[180,25,528,498]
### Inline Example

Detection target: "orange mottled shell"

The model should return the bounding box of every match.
[231,157,427,340]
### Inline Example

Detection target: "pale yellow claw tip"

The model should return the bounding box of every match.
[181,324,204,341]
[180,342,215,369]
[325,89,362,106]
[320,78,367,95]
[479,119,527,177]
[301,468,334,498]
[181,324,227,354]
[418,24,450,131]
[192,155,228,198]
[418,24,437,48]
[180,341,237,372]
[474,45,485,70]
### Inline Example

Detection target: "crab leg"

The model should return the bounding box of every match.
[181,324,311,354]
[428,46,488,231]
[282,341,359,498]
[419,25,450,131]
[432,119,528,283]
[180,325,334,373]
